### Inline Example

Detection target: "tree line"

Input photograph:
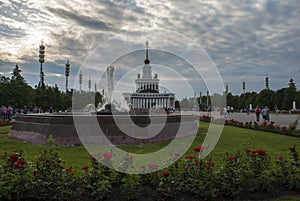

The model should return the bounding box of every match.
[180,82,300,111]
[0,65,103,113]
[1,65,299,112]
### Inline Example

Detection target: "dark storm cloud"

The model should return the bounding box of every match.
[46,7,113,31]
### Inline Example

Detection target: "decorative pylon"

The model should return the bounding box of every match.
[94,82,97,92]
[88,77,91,92]
[65,59,70,93]
[38,40,45,88]
[225,83,229,94]
[206,90,209,107]
[242,79,246,94]
[265,74,269,90]
[79,71,82,92]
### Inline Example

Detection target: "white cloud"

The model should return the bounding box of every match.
[0,0,299,96]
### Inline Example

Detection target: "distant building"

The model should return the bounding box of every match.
[123,41,175,110]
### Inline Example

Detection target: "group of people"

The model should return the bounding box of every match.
[0,106,14,121]
[255,106,270,122]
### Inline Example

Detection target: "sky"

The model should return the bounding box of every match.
[0,0,300,100]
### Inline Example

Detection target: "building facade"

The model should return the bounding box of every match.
[123,41,175,110]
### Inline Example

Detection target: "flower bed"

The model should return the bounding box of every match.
[198,115,300,137]
[0,120,12,127]
[0,136,299,200]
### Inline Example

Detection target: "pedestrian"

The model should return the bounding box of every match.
[223,107,228,119]
[255,106,261,122]
[266,106,270,123]
[261,106,270,123]
[246,105,250,115]
[7,106,13,121]
[2,106,7,120]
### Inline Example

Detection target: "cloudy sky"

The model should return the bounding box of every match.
[0,0,299,99]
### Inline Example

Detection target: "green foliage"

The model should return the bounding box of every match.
[273,145,300,190]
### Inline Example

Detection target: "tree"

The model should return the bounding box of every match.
[274,88,285,110]
[255,89,275,109]
[8,65,35,110]
[282,85,297,110]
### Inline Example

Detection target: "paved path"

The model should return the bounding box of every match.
[187,111,300,130]
[211,112,299,130]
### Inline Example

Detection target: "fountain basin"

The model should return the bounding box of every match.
[9,113,197,145]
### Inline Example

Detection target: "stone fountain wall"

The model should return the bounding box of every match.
[9,114,197,145]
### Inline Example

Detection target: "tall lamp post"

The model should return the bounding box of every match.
[79,71,82,93]
[38,40,45,88]
[88,77,91,92]
[65,59,70,93]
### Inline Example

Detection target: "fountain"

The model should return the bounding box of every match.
[9,49,198,146]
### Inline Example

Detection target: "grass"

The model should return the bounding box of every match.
[1,123,300,200]
[1,122,300,170]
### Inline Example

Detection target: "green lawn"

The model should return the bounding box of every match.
[1,122,300,171]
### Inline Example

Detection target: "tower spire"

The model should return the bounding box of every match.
[144,41,150,64]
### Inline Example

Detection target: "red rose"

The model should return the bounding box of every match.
[206,161,215,167]
[256,149,266,156]
[193,146,204,152]
[278,156,283,161]
[148,164,159,169]
[82,165,89,170]
[10,153,18,162]
[246,149,252,153]
[163,171,169,177]
[229,156,235,161]
[102,151,112,159]
[66,166,72,173]
[185,155,193,159]
[17,159,25,165]
[289,146,296,152]
[293,153,299,158]
[14,163,23,169]
[194,159,199,164]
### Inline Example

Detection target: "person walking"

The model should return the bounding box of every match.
[246,105,250,115]
[255,106,261,122]
[223,107,228,119]
[266,106,270,123]
[261,106,267,122]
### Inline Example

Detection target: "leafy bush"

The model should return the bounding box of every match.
[1,140,300,200]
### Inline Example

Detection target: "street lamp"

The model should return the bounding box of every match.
[38,40,45,88]
[65,59,70,93]
[79,71,82,92]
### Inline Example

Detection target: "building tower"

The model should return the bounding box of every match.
[79,71,82,92]
[65,59,70,93]
[38,40,45,88]
[123,41,175,110]
[288,78,295,88]
[265,74,269,90]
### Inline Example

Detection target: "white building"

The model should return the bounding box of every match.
[123,41,175,110]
